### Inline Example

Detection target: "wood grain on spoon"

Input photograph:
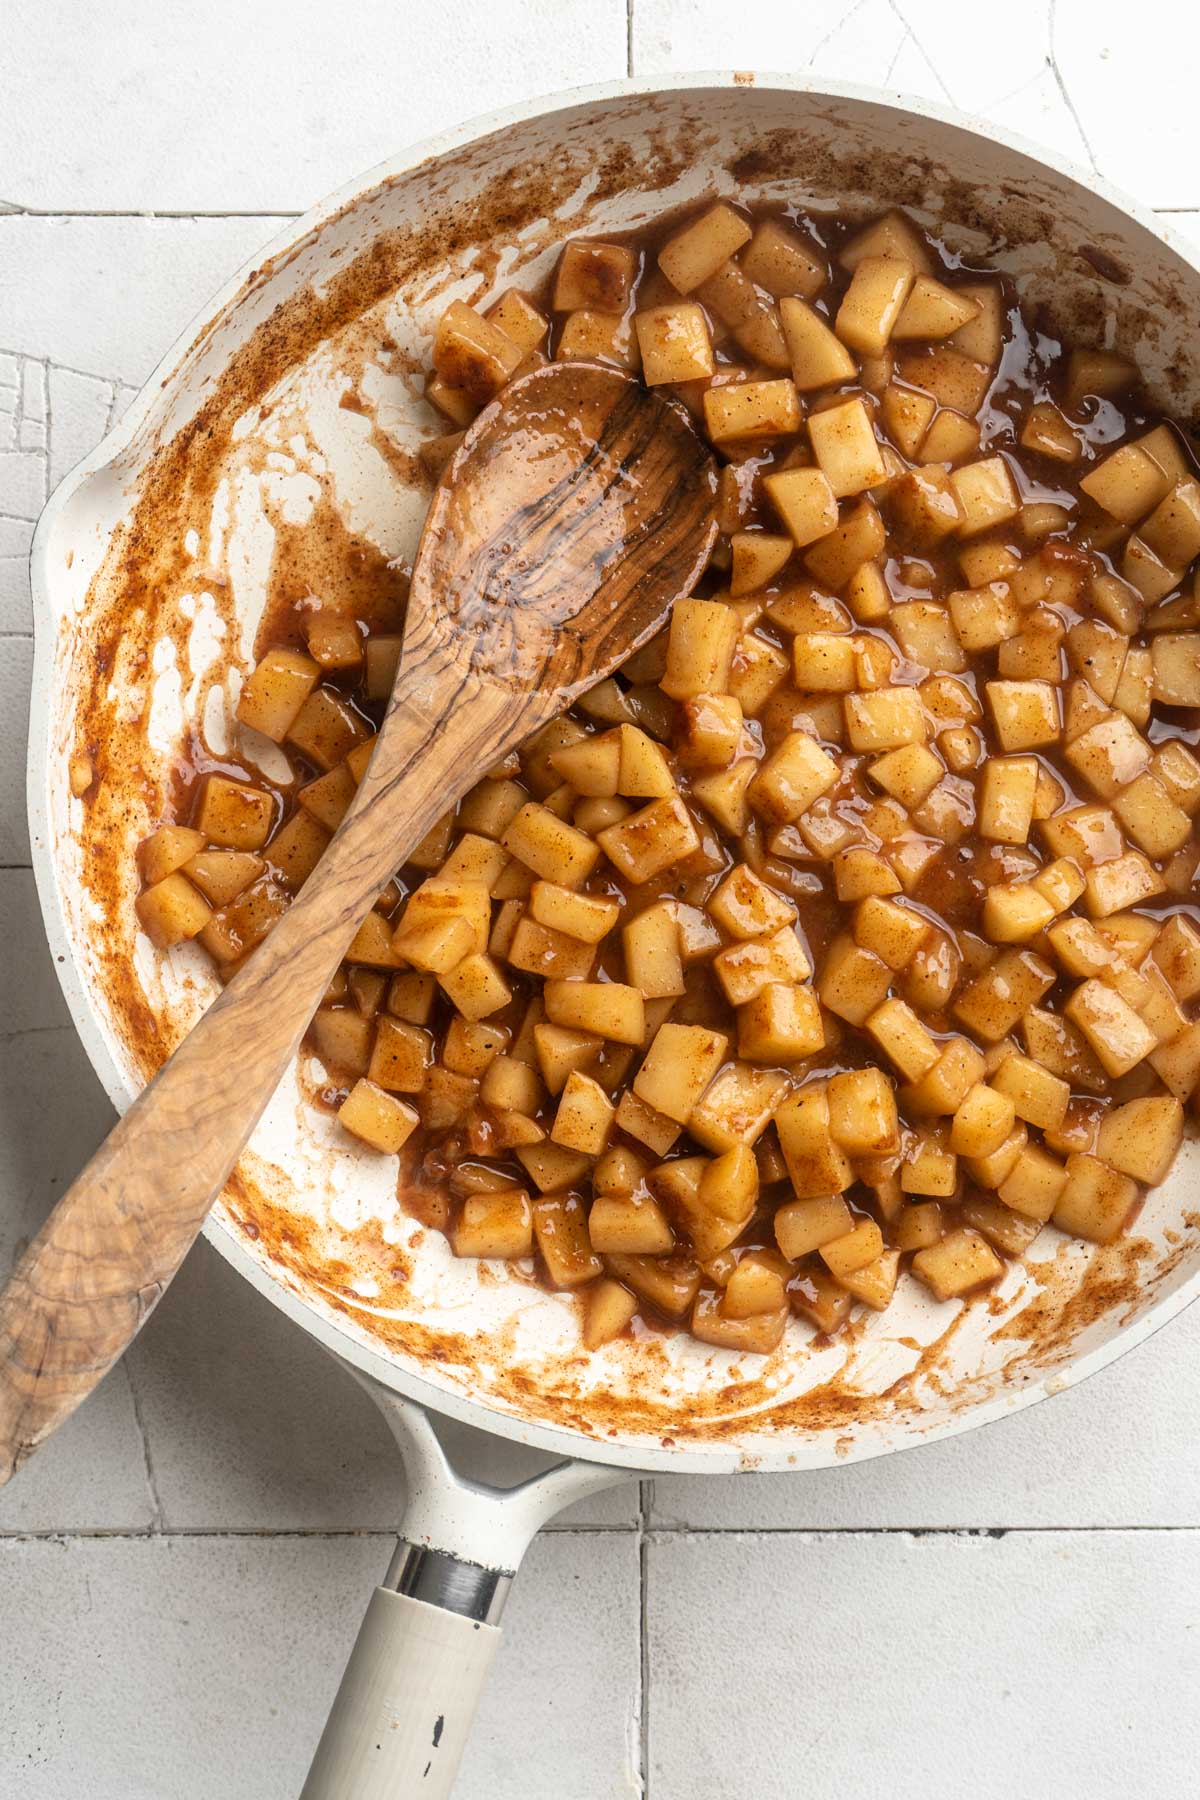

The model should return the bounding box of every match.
[0,361,717,1484]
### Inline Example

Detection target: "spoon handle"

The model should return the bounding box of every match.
[0,666,516,1484]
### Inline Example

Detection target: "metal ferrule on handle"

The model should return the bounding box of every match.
[300,1378,625,1799]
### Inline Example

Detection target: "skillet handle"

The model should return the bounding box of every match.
[300,1572,501,1799]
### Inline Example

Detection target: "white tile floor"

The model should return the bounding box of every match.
[2,3,1200,1794]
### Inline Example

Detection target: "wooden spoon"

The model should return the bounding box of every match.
[0,360,717,1483]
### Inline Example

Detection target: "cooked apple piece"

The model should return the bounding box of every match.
[703,377,802,444]
[886,466,965,549]
[714,925,811,1007]
[690,1290,787,1353]
[985,1052,1069,1133]
[705,864,794,942]
[198,876,290,966]
[901,1037,986,1117]
[525,882,617,947]
[1080,443,1171,524]
[604,1250,701,1319]
[689,1062,789,1153]
[295,765,354,833]
[954,948,1055,1041]
[1149,913,1200,1002]
[533,1023,603,1094]
[740,217,826,297]
[617,724,675,798]
[800,502,883,598]
[337,1077,419,1155]
[541,979,645,1047]
[730,531,793,597]
[834,256,914,355]
[549,733,620,797]
[595,794,699,885]
[581,1278,639,1348]
[439,950,511,1022]
[779,298,858,391]
[787,631,856,693]
[862,997,935,1082]
[1137,478,1200,568]
[441,1018,506,1081]
[451,1188,534,1260]
[720,1251,788,1320]
[817,935,892,1025]
[745,729,839,825]
[459,779,528,846]
[1083,850,1165,919]
[977,755,1038,844]
[833,845,902,901]
[1052,1154,1138,1245]
[985,678,1061,752]
[891,600,968,674]
[946,581,1019,652]
[262,809,330,890]
[632,1022,727,1124]
[807,395,887,499]
[912,1227,1003,1301]
[819,1217,884,1281]
[946,456,1020,537]
[236,648,321,744]
[775,1085,854,1197]
[851,895,929,970]
[501,802,599,887]
[1094,1094,1183,1186]
[844,687,927,752]
[1113,773,1192,857]
[958,1196,1041,1257]
[183,849,264,907]
[775,1193,854,1260]
[895,345,991,415]
[1121,534,1181,604]
[138,824,207,887]
[195,773,274,851]
[531,1195,603,1291]
[762,467,839,548]
[946,1078,1016,1157]
[619,902,683,1000]
[135,871,213,949]
[552,240,637,313]
[634,303,714,384]
[547,1070,614,1157]
[433,299,524,403]
[286,688,368,772]
[1148,1020,1200,1100]
[660,598,740,699]
[892,275,980,341]
[1064,979,1157,1077]
[588,1193,675,1257]
[691,1147,757,1229]
[479,1054,544,1116]
[839,210,932,275]
[676,695,743,770]
[981,882,1056,944]
[1019,401,1081,463]
[1154,740,1200,813]
[1065,713,1152,799]
[483,288,547,358]
[364,1014,435,1100]
[880,382,937,458]
[1063,347,1136,409]
[900,1129,957,1197]
[657,202,751,293]
[826,1067,899,1156]
[1151,632,1200,706]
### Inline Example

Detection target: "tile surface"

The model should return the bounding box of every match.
[2,3,1200,1795]
[645,1530,1200,1799]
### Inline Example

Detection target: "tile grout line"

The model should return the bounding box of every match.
[637,1477,650,1798]
[2,1523,1200,1545]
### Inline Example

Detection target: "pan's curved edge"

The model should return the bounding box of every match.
[24,69,1200,1477]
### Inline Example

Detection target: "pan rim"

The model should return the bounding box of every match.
[26,68,1200,1475]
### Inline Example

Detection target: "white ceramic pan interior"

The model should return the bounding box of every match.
[28,75,1200,1486]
